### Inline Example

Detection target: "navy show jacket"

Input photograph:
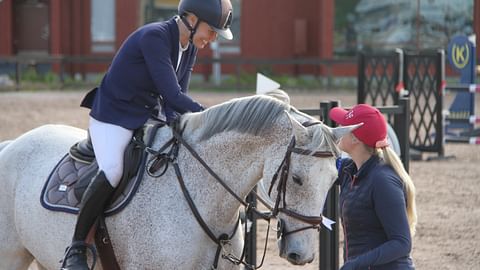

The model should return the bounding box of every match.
[82,17,203,130]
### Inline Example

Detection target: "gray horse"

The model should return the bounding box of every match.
[0,94,355,269]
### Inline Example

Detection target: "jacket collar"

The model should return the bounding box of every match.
[342,155,381,183]
[354,155,380,180]
[167,16,180,70]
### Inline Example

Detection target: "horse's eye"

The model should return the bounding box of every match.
[292,175,303,186]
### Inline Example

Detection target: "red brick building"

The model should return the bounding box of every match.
[0,0,478,78]
[0,0,139,75]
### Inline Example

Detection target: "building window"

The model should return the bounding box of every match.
[91,0,116,53]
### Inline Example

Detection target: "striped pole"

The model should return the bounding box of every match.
[445,115,480,124]
[445,137,480,144]
[445,84,480,93]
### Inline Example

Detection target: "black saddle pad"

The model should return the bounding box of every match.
[40,123,164,216]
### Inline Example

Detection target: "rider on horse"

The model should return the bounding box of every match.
[60,0,233,269]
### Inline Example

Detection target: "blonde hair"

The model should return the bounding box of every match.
[377,147,417,237]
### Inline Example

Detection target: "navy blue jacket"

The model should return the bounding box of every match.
[337,155,414,270]
[82,17,203,130]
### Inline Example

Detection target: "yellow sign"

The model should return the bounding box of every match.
[451,43,470,69]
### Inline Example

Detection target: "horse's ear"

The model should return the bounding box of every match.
[286,112,308,138]
[329,123,364,141]
[263,89,291,105]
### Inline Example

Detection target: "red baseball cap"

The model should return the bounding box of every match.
[329,104,389,148]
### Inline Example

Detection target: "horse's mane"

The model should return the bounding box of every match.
[183,92,340,157]
[184,95,290,141]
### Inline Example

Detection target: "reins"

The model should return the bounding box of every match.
[143,120,334,269]
[169,124,271,269]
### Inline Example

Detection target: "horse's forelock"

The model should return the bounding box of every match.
[186,95,289,141]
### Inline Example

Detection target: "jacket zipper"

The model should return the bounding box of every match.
[341,199,348,260]
[344,174,357,261]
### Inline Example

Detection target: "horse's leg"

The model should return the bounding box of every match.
[29,260,48,270]
[0,172,34,268]
[0,246,34,270]
[0,139,34,269]
[0,213,33,269]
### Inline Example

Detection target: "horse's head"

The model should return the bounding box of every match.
[175,94,355,267]
[255,91,357,265]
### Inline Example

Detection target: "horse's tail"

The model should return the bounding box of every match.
[0,140,12,153]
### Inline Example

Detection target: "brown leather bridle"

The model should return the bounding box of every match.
[265,134,335,240]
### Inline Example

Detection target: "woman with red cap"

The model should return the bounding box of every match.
[329,104,417,270]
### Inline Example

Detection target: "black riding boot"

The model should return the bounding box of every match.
[60,171,115,270]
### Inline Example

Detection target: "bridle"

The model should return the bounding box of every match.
[266,135,334,240]
[264,120,335,240]
[144,120,335,269]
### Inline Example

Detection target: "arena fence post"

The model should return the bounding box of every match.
[319,101,340,270]
[395,97,411,172]
[245,190,257,266]
[436,49,446,157]
[357,52,366,104]
[15,61,21,91]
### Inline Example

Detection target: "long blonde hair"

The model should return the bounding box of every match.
[377,147,417,236]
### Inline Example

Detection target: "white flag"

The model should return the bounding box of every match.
[256,73,280,95]
[322,217,336,231]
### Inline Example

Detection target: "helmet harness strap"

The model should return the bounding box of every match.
[180,14,201,44]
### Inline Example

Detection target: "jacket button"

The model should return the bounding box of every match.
[150,93,156,97]
[144,105,151,109]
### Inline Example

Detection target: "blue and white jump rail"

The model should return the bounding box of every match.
[444,84,480,94]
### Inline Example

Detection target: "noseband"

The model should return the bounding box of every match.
[144,120,334,269]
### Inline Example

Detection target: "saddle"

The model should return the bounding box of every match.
[40,122,164,216]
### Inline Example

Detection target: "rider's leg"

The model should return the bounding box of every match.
[61,117,133,270]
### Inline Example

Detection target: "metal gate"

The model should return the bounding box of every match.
[403,50,444,155]
[358,49,445,157]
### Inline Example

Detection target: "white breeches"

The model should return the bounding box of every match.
[89,117,133,187]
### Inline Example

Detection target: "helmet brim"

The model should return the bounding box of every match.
[213,27,233,40]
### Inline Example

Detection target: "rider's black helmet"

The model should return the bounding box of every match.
[178,0,233,40]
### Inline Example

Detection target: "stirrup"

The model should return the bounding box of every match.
[60,240,98,270]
